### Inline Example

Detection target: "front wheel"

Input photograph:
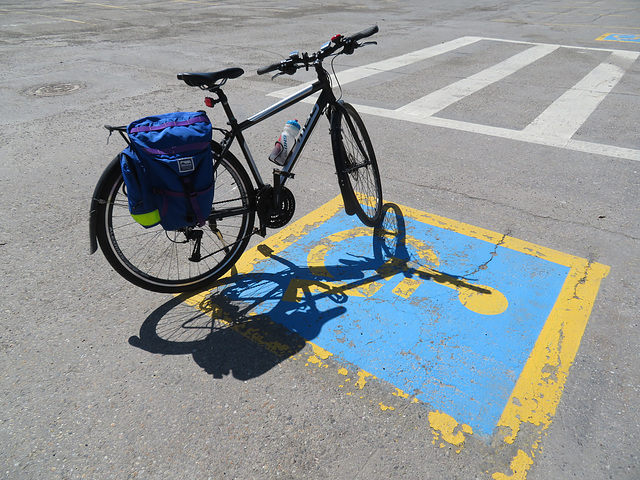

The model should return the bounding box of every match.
[331,102,383,227]
[94,144,256,293]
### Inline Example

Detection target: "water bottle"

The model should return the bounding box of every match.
[269,119,301,166]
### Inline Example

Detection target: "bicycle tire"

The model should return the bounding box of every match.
[331,102,383,227]
[95,143,256,293]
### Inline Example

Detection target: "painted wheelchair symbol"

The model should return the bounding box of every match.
[283,225,508,316]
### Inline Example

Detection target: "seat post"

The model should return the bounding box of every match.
[214,89,240,131]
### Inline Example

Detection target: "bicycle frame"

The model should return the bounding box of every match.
[212,65,337,191]
[89,26,381,292]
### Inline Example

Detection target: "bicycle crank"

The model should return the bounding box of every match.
[257,185,296,229]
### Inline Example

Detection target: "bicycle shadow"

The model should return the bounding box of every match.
[129,203,490,380]
[129,292,310,380]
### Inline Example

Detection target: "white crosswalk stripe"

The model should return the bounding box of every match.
[269,37,640,161]
[395,44,559,118]
[521,50,638,142]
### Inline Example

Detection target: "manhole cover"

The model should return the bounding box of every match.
[27,82,85,97]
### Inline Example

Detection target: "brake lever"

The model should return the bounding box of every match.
[271,66,297,79]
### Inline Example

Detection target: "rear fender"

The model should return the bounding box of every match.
[89,154,122,254]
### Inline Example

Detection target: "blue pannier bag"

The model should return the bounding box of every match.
[120,111,214,231]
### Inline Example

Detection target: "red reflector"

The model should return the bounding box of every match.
[205,97,215,107]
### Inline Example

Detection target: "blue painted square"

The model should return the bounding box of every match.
[219,207,570,436]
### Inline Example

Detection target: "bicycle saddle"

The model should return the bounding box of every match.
[177,68,244,88]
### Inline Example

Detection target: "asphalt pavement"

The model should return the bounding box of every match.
[1,1,638,479]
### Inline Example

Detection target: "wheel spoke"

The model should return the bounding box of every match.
[96,151,255,292]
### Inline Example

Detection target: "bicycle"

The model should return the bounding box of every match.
[89,26,383,293]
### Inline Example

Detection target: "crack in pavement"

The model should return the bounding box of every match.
[464,232,510,279]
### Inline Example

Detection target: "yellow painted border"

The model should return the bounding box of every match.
[183,195,609,479]
[492,256,608,479]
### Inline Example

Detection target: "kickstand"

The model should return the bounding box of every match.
[188,229,203,262]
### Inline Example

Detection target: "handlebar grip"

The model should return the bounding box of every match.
[348,25,379,42]
[257,62,281,75]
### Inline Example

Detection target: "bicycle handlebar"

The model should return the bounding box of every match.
[257,61,282,76]
[257,25,378,76]
[349,25,379,42]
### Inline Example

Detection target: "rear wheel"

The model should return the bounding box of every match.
[95,144,255,293]
[331,102,383,227]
